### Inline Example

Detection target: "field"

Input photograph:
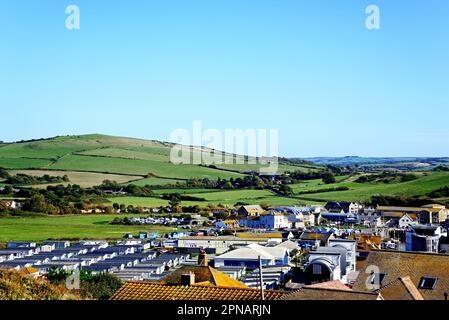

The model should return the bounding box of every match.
[0,214,178,242]
[9,170,139,188]
[2,136,448,208]
[0,134,319,185]
[107,189,322,208]
[292,172,449,202]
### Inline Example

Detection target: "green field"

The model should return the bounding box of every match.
[292,172,449,202]
[0,214,178,242]
[127,177,184,187]
[0,134,320,183]
[107,189,320,208]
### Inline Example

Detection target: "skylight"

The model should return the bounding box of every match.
[370,272,387,286]
[419,277,438,290]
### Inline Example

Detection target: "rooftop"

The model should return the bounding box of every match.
[111,281,287,300]
[282,287,380,300]
[352,250,449,300]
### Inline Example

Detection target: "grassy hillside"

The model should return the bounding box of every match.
[291,172,449,202]
[0,134,320,185]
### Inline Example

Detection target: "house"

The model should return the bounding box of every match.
[283,285,381,300]
[325,201,362,214]
[320,212,359,224]
[274,240,300,253]
[377,205,449,225]
[419,204,449,224]
[7,242,37,249]
[238,212,291,229]
[329,239,357,273]
[358,211,381,227]
[275,206,319,228]
[213,243,289,269]
[352,250,449,300]
[237,205,265,217]
[298,231,335,248]
[398,213,419,228]
[438,235,449,253]
[111,250,289,300]
[214,220,239,229]
[139,232,159,239]
[303,239,356,284]
[42,241,70,249]
[348,234,382,254]
[240,266,290,289]
[40,244,55,252]
[405,225,447,253]
[111,281,287,300]
[177,235,277,254]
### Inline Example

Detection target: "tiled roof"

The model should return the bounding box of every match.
[300,232,330,241]
[235,232,282,239]
[306,280,352,291]
[160,265,248,288]
[111,281,287,300]
[352,250,449,300]
[20,266,39,275]
[376,206,425,212]
[377,276,424,300]
[282,287,380,300]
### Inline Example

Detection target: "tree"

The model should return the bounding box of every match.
[2,185,13,195]
[47,267,71,284]
[80,272,122,300]
[279,184,293,197]
[168,193,182,208]
[322,173,336,184]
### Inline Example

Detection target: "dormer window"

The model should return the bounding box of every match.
[419,277,438,290]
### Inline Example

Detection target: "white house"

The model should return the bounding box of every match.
[239,213,291,230]
[214,243,289,269]
[399,213,419,229]
[304,239,357,284]
[177,235,269,254]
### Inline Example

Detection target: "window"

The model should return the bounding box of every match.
[312,264,322,275]
[370,272,387,285]
[419,277,438,290]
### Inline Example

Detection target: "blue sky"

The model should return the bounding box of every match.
[0,0,448,157]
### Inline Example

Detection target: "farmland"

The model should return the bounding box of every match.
[1,133,448,214]
[292,172,449,202]
[0,134,319,184]
[9,170,139,188]
[0,214,179,242]
[107,189,321,208]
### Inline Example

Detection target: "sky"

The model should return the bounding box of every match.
[0,0,448,157]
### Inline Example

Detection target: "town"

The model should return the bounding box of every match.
[1,202,448,300]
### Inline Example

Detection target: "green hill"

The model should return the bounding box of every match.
[0,134,321,187]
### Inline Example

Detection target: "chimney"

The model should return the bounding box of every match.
[181,273,195,286]
[198,249,209,266]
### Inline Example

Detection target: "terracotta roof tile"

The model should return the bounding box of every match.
[111,282,287,300]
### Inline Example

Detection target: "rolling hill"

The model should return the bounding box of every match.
[0,134,322,187]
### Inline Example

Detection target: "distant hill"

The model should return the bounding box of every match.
[0,134,322,187]
[301,156,449,171]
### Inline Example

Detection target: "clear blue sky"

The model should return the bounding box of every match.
[0,0,448,157]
